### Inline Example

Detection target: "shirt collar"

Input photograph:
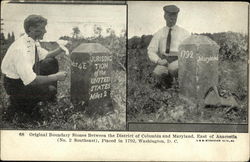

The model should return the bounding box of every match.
[23,34,39,45]
[166,25,177,31]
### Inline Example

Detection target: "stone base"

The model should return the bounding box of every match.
[85,99,114,116]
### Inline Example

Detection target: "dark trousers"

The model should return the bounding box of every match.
[3,57,59,114]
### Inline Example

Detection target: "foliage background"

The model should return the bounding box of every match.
[127,32,248,123]
[0,27,126,130]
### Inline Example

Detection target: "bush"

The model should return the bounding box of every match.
[200,32,248,61]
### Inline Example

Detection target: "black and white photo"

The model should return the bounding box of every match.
[0,1,249,161]
[0,2,126,130]
[127,1,248,126]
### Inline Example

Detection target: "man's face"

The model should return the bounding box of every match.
[29,23,47,40]
[164,12,178,27]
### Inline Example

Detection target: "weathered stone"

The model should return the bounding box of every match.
[204,90,239,108]
[71,43,113,115]
[178,35,220,106]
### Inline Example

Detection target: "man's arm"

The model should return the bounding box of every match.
[29,71,67,85]
[43,40,70,58]
[14,52,67,86]
[45,47,64,58]
[148,30,168,66]
[147,34,161,64]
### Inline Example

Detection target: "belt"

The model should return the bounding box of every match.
[161,52,179,63]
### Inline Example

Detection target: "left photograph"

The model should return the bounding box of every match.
[0,2,127,130]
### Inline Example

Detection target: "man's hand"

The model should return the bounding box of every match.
[54,71,67,81]
[30,71,67,85]
[56,40,70,55]
[157,58,168,66]
[57,40,68,46]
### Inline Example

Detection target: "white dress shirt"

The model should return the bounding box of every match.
[148,25,190,63]
[1,34,48,85]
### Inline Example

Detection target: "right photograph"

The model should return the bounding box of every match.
[127,1,248,124]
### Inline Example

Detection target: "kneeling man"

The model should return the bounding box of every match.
[1,15,68,121]
[147,5,190,89]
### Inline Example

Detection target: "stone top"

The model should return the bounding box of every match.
[72,43,110,54]
[180,35,219,48]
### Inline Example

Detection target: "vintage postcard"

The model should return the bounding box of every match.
[0,0,249,161]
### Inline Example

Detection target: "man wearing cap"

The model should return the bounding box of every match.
[1,15,68,122]
[148,5,190,89]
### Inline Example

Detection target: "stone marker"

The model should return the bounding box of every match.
[178,35,220,106]
[71,43,113,115]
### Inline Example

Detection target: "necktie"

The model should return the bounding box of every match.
[165,28,172,54]
[34,44,40,75]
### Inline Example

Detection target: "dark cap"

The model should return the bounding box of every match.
[163,5,180,13]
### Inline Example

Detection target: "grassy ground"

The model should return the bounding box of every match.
[127,48,248,124]
[0,53,126,130]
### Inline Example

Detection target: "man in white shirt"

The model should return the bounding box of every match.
[148,5,190,89]
[1,15,68,122]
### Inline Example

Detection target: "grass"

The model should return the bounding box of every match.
[0,53,126,130]
[127,49,248,124]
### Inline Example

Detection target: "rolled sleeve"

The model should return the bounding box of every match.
[15,52,36,85]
